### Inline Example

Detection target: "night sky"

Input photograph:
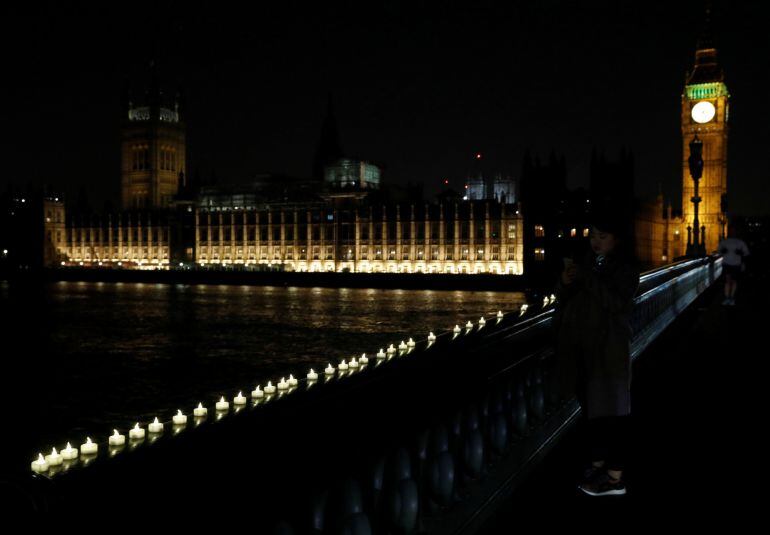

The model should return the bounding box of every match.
[2,1,768,215]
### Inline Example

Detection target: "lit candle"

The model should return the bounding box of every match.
[324,363,335,376]
[147,416,163,433]
[80,437,97,455]
[479,316,486,327]
[288,374,298,387]
[497,310,504,320]
[129,423,146,440]
[45,447,63,466]
[193,402,208,417]
[251,385,264,398]
[398,340,407,351]
[339,359,349,371]
[360,353,368,364]
[453,325,461,335]
[234,391,247,405]
[550,293,556,303]
[216,396,229,411]
[543,296,549,307]
[108,429,126,446]
[264,382,276,394]
[387,344,396,355]
[306,369,318,381]
[376,348,386,359]
[277,378,289,390]
[428,332,436,342]
[61,442,78,460]
[173,410,187,425]
[465,320,473,329]
[349,358,359,369]
[520,304,529,316]
[148,417,164,434]
[31,453,49,473]
[407,337,415,348]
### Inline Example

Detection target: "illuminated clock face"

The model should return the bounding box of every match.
[691,101,716,124]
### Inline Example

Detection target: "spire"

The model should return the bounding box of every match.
[312,93,344,180]
[687,3,723,85]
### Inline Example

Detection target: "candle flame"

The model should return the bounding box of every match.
[197,402,204,409]
[153,417,159,424]
[134,423,140,429]
[66,442,72,449]
[237,391,243,397]
[113,429,120,436]
[37,453,45,463]
[177,410,183,416]
[289,374,294,380]
[51,447,58,455]
[86,437,92,444]
[220,396,225,403]
[310,368,315,373]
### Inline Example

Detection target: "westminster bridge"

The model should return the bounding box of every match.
[2,254,762,527]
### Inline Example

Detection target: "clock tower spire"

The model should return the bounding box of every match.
[681,6,729,253]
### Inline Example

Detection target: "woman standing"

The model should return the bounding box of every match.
[553,210,640,496]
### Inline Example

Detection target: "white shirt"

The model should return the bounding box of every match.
[717,237,750,267]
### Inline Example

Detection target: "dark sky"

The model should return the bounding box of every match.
[2,1,768,215]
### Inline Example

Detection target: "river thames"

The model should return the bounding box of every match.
[2,281,526,463]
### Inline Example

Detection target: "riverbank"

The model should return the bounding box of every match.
[4,267,541,292]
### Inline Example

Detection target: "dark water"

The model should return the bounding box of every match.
[1,281,525,463]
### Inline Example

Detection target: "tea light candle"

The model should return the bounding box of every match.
[288,374,298,387]
[324,363,335,375]
[453,325,461,335]
[61,442,78,460]
[129,423,146,440]
[148,417,164,434]
[194,402,208,417]
[338,359,349,371]
[251,385,264,398]
[80,437,97,455]
[108,429,126,446]
[497,310,504,320]
[428,332,436,342]
[45,447,63,466]
[407,338,415,348]
[465,320,473,329]
[479,317,486,327]
[234,391,247,405]
[277,378,289,390]
[360,353,368,364]
[31,453,49,473]
[398,340,407,351]
[306,369,318,381]
[216,396,229,411]
[264,382,276,394]
[387,344,396,355]
[376,348,386,359]
[173,410,187,425]
[349,358,359,369]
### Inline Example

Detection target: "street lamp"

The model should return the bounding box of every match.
[686,135,706,256]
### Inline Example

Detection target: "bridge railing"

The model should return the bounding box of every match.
[10,256,721,529]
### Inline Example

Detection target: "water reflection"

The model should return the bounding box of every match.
[2,281,525,459]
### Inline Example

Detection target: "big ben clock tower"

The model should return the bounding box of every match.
[681,12,728,254]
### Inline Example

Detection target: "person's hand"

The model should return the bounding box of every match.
[561,264,578,285]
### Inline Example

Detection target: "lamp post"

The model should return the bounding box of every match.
[686,135,705,256]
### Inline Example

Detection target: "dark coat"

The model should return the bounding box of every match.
[552,251,640,419]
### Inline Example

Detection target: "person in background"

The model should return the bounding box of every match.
[553,208,640,497]
[718,226,750,306]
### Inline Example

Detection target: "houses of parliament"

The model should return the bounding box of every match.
[2,24,729,277]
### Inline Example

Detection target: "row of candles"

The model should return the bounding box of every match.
[31,305,549,474]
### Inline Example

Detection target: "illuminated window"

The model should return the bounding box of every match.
[476,247,484,260]
[325,246,334,260]
[361,247,368,260]
[431,246,439,260]
[570,228,577,237]
[388,249,396,260]
[534,225,545,237]
[492,246,500,261]
[461,248,469,260]
[583,228,590,237]
[534,248,545,261]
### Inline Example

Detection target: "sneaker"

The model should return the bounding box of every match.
[578,471,627,497]
[580,464,605,484]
